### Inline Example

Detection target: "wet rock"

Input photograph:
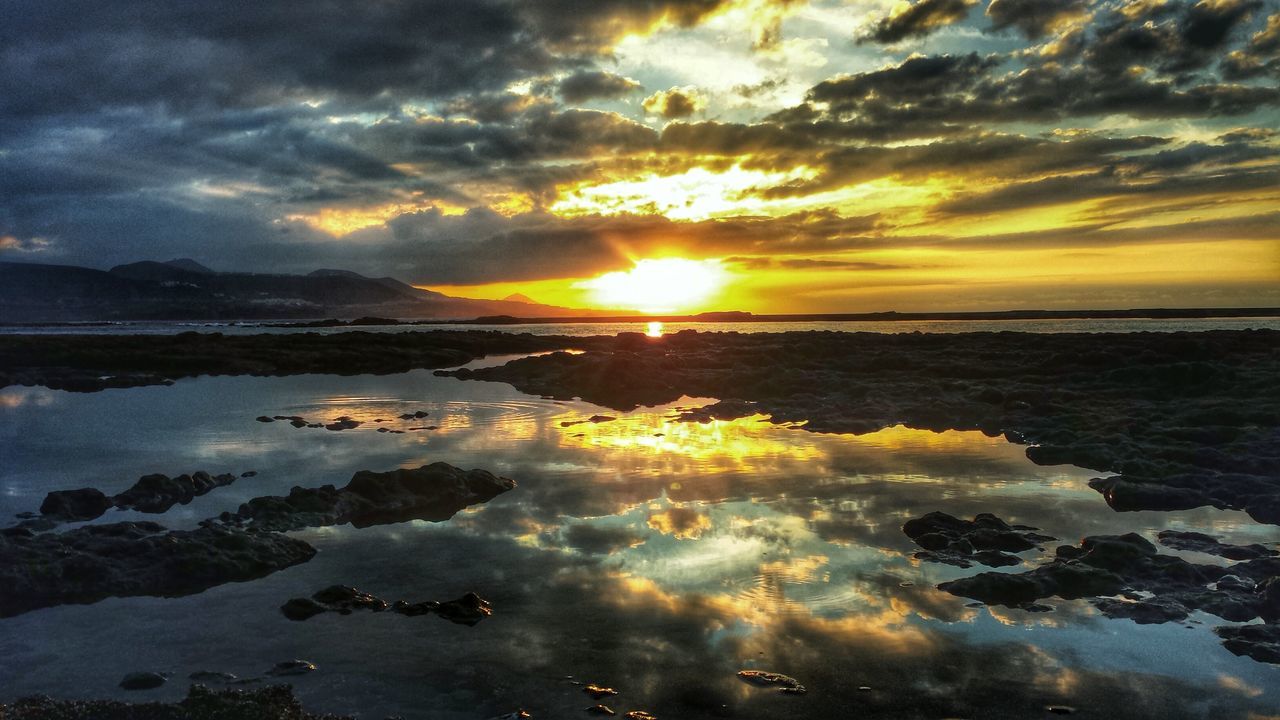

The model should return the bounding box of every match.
[1156,530,1276,560]
[241,471,257,478]
[586,706,615,715]
[256,416,274,422]
[0,521,316,617]
[940,532,1280,632]
[486,712,531,720]
[114,471,237,513]
[229,462,516,532]
[1045,706,1076,715]
[434,591,492,626]
[736,670,806,695]
[283,587,492,626]
[674,400,759,424]
[583,685,618,699]
[39,488,112,521]
[119,672,166,690]
[266,660,316,677]
[624,712,657,720]
[903,512,1054,568]
[399,411,430,419]
[1216,624,1280,664]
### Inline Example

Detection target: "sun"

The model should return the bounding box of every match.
[577,258,728,313]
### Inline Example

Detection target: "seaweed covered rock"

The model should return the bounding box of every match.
[0,521,316,617]
[229,462,516,531]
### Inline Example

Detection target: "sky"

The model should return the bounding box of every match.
[1,0,1278,313]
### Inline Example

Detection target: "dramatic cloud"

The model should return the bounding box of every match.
[642,87,708,119]
[1,0,1276,310]
[861,0,978,44]
[558,70,644,102]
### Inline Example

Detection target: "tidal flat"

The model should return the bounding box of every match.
[1,329,1278,718]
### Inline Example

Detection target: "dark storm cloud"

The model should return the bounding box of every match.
[0,0,551,119]
[558,71,644,103]
[1084,0,1264,76]
[796,51,1280,140]
[860,0,978,44]
[642,88,705,119]
[985,0,1088,39]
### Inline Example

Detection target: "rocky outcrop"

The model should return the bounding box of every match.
[280,585,492,626]
[225,462,516,531]
[34,471,241,526]
[0,521,316,617]
[938,532,1280,662]
[902,511,1055,568]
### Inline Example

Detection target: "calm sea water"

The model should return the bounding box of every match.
[3,316,1279,336]
[1,353,1278,717]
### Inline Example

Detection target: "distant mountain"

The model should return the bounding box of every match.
[0,260,607,322]
[503,293,538,304]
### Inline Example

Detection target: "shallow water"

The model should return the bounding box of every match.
[1,360,1278,718]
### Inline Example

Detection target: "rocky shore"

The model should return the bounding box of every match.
[440,329,1280,524]
[0,463,515,617]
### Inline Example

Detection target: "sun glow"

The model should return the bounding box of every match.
[576,258,728,313]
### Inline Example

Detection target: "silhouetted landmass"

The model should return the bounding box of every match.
[0,330,604,391]
[1,685,354,720]
[448,308,1280,324]
[0,259,601,322]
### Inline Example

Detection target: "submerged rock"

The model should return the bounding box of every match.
[119,672,166,690]
[1156,530,1276,560]
[903,511,1054,568]
[0,521,316,618]
[114,471,237,513]
[266,660,317,677]
[736,670,806,695]
[188,671,239,684]
[229,462,516,531]
[281,586,492,626]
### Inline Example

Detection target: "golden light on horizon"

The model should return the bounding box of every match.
[577,258,728,313]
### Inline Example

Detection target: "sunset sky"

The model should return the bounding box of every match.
[1,0,1278,312]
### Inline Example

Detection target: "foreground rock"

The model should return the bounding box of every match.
[279,585,494,626]
[903,511,1055,568]
[35,471,240,525]
[938,532,1280,661]
[1,684,353,720]
[0,521,316,618]
[225,462,516,531]
[439,330,1280,525]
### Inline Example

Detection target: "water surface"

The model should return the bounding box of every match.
[1,361,1277,718]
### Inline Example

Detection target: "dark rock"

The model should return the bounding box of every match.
[903,511,1053,568]
[434,591,492,626]
[324,417,361,431]
[284,587,491,625]
[266,660,316,677]
[0,521,316,617]
[1157,530,1276,560]
[229,462,516,532]
[113,471,237,513]
[119,672,166,690]
[586,705,615,715]
[256,416,274,422]
[280,597,329,621]
[39,488,112,521]
[1217,624,1280,664]
[624,712,657,720]
[241,471,257,478]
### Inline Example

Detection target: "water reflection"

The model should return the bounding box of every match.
[1,369,1278,717]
